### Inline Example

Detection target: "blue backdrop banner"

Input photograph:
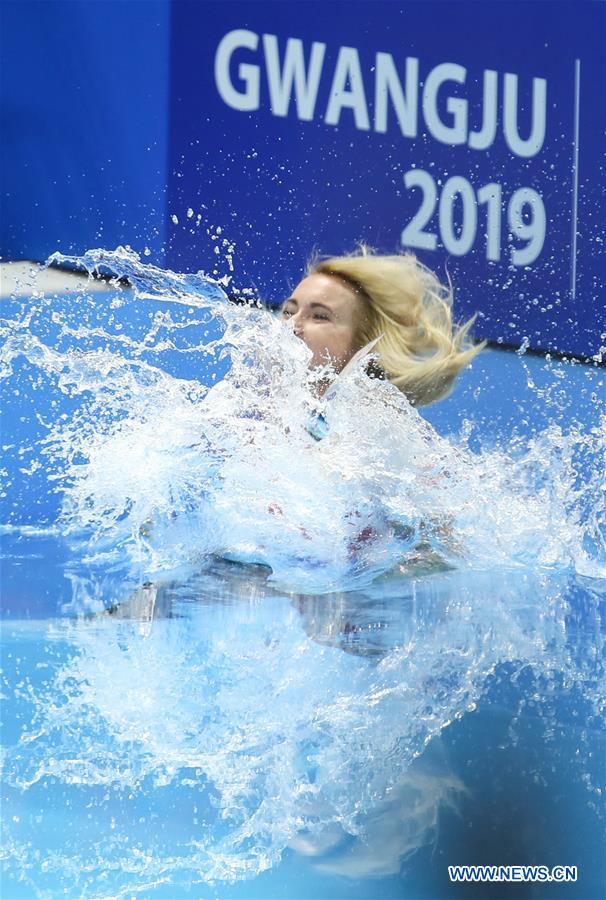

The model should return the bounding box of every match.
[1,1,604,358]
[167,0,605,359]
[0,0,170,264]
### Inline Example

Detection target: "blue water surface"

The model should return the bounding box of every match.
[1,273,604,899]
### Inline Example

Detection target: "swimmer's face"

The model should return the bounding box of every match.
[280,273,364,372]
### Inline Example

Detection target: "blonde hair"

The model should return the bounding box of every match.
[309,246,484,406]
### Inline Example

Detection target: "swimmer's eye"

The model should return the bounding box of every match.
[280,306,330,321]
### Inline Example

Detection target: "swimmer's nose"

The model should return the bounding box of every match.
[288,311,304,338]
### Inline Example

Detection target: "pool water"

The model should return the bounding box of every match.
[1,254,604,898]
[2,555,604,899]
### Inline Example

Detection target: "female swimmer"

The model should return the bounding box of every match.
[264,246,485,557]
[279,245,483,406]
[125,247,484,608]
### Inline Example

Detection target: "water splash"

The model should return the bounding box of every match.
[1,248,604,896]
[1,247,603,597]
